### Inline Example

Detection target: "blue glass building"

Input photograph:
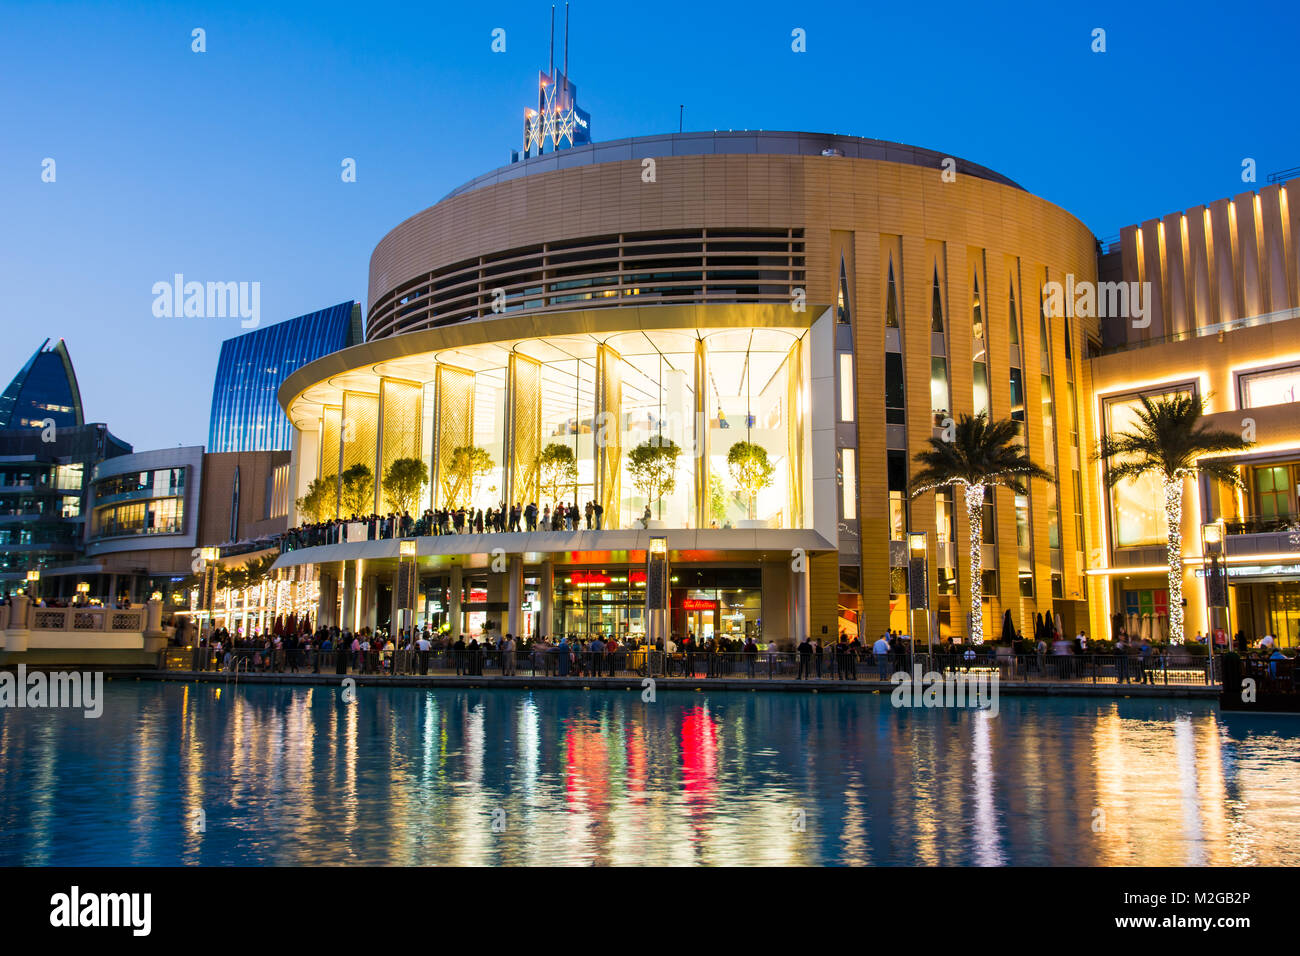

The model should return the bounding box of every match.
[208,302,362,453]
[0,338,84,430]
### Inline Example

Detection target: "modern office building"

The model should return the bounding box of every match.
[84,446,203,604]
[273,130,1101,645]
[0,340,133,598]
[81,446,293,606]
[0,338,83,431]
[207,301,362,453]
[0,424,133,598]
[1089,176,1300,646]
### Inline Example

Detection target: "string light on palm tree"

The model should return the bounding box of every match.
[909,412,1051,645]
[1096,392,1251,645]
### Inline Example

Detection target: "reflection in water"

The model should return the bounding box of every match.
[1,684,1299,866]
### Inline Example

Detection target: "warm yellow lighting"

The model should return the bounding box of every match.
[151,591,163,602]
[25,570,39,582]
[76,581,90,594]
[200,546,219,562]
[909,532,927,556]
[649,536,667,555]
[399,539,417,558]
[1201,523,1223,547]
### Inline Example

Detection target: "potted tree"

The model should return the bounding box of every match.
[442,445,493,508]
[383,457,429,515]
[296,473,338,522]
[538,442,578,506]
[340,463,374,516]
[728,440,775,527]
[626,436,681,527]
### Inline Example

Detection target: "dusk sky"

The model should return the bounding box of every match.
[4,0,1297,451]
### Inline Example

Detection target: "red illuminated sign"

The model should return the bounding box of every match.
[682,598,715,611]
[569,571,611,585]
[629,570,646,585]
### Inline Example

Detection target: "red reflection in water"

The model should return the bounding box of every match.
[680,706,717,815]
[564,723,610,814]
[625,728,647,805]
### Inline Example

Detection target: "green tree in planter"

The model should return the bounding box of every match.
[383,457,429,514]
[709,469,730,526]
[538,442,578,505]
[340,464,374,516]
[727,441,775,519]
[297,474,338,522]
[442,445,493,508]
[626,436,681,520]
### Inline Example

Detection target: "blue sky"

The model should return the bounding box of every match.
[3,0,1296,451]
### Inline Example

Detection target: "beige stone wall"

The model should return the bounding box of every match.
[359,153,1099,642]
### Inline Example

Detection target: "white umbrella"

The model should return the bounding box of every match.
[1140,613,1152,641]
[1153,615,1166,643]
[1054,612,1064,639]
[1128,612,1139,638]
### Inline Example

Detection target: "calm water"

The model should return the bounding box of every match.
[1,680,1298,866]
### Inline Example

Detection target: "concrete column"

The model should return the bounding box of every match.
[341,561,358,632]
[5,593,30,652]
[789,563,810,648]
[506,554,524,637]
[761,560,793,648]
[449,565,463,641]
[107,573,117,604]
[539,560,554,639]
[316,571,335,629]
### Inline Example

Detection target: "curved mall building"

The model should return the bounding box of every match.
[274,131,1102,646]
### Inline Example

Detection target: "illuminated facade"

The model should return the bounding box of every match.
[276,131,1101,646]
[1089,174,1300,646]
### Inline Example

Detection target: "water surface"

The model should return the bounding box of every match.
[0,681,1296,865]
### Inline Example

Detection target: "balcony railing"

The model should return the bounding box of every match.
[1225,515,1300,536]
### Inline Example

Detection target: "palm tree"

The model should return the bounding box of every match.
[910,412,1051,644]
[1096,393,1251,644]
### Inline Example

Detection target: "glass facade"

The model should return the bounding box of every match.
[208,301,360,453]
[90,466,188,540]
[0,339,83,430]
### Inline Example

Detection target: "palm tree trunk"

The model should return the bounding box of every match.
[964,483,986,644]
[1163,476,1185,644]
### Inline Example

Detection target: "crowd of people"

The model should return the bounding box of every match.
[282,500,621,551]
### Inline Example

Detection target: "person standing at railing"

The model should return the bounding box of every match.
[796,636,813,679]
[1114,635,1130,683]
[873,634,891,680]
[502,633,516,676]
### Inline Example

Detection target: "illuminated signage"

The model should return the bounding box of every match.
[682,598,715,611]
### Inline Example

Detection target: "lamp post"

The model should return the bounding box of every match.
[76,580,90,606]
[200,547,219,635]
[647,536,669,666]
[25,570,40,603]
[398,539,418,646]
[908,532,930,662]
[1201,521,1228,675]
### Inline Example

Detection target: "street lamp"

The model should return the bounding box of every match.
[200,547,220,634]
[25,570,39,602]
[1202,521,1228,669]
[397,539,418,646]
[647,536,669,661]
[908,532,930,659]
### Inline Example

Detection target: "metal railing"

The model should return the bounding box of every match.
[163,648,1224,686]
